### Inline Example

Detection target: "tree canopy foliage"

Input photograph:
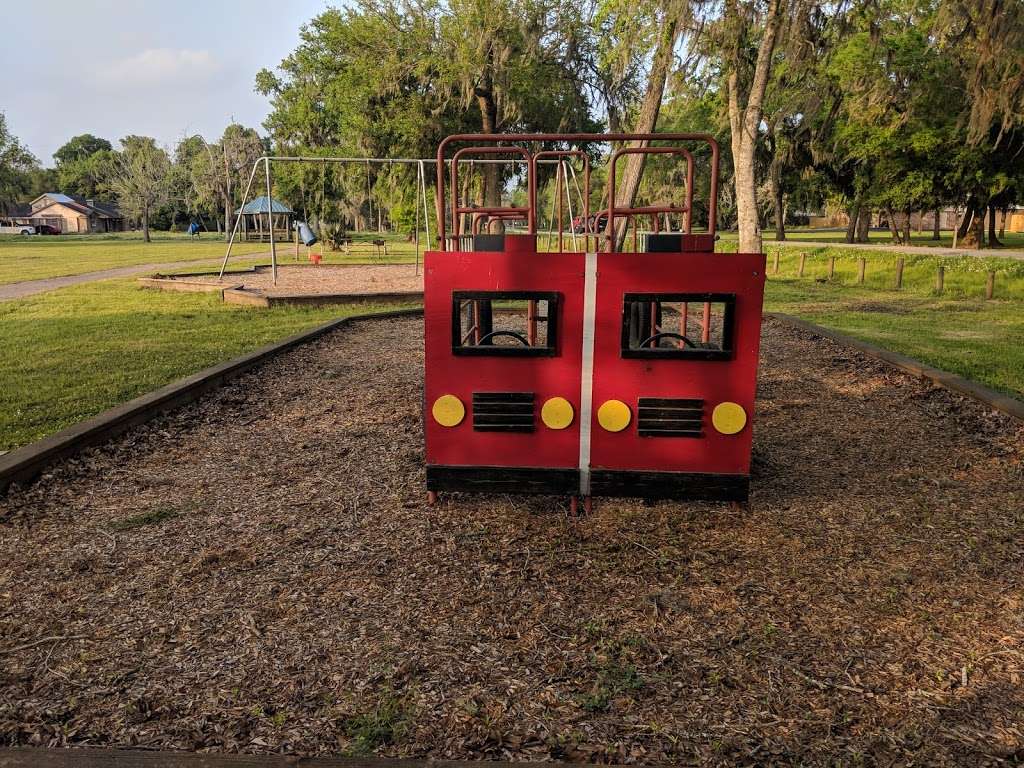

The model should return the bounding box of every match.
[4,0,1024,249]
[53,134,115,200]
[103,136,172,242]
[0,113,39,215]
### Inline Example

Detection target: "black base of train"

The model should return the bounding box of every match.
[426,465,749,501]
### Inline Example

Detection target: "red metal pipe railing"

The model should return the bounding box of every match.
[472,210,526,235]
[436,133,719,251]
[606,146,695,253]
[449,146,533,239]
[603,145,708,343]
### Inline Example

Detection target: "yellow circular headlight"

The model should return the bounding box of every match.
[597,399,631,432]
[431,394,465,427]
[541,397,574,429]
[712,402,747,435]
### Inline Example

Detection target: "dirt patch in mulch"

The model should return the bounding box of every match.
[1,318,1023,765]
[165,264,423,297]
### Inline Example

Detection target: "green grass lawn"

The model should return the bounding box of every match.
[215,232,428,272]
[0,280,416,452]
[1,236,1021,454]
[740,228,1024,250]
[760,248,1024,399]
[0,232,274,285]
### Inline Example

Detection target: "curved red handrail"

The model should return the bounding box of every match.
[607,145,695,251]
[448,145,533,239]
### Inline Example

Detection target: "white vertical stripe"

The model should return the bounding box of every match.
[578,251,598,496]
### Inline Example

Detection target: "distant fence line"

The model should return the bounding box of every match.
[765,248,1021,301]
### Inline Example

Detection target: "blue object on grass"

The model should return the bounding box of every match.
[298,221,318,246]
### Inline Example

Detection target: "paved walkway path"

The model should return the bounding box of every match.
[0,256,260,302]
[767,238,1024,261]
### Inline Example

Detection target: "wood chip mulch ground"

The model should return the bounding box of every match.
[1,317,1022,766]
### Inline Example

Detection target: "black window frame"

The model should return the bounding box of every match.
[451,290,560,357]
[620,292,736,361]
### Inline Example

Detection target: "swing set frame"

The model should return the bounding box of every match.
[219,154,593,284]
[219,156,435,284]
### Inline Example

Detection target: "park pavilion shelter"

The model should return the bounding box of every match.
[236,196,294,242]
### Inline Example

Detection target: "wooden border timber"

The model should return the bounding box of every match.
[0,747,618,768]
[222,289,424,308]
[0,308,424,495]
[137,277,242,296]
[139,265,424,309]
[769,313,1024,422]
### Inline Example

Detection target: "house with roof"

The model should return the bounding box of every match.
[27,193,126,233]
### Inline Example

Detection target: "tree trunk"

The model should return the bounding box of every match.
[475,52,502,235]
[770,159,785,241]
[856,208,870,242]
[987,203,1002,247]
[884,207,902,244]
[727,0,784,254]
[999,206,1008,239]
[461,166,474,236]
[223,151,233,242]
[956,198,976,238]
[902,209,911,244]
[845,201,860,243]
[932,207,940,240]
[957,198,984,248]
[612,11,680,250]
[143,204,151,243]
[966,212,984,248]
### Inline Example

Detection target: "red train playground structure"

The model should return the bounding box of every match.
[423,133,766,510]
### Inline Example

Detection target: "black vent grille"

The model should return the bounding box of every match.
[473,392,535,432]
[637,397,704,437]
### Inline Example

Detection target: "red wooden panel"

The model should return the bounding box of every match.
[423,250,585,469]
[589,252,766,476]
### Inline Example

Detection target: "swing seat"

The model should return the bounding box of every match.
[297,221,318,247]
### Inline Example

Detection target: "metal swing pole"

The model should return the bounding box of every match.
[567,162,586,251]
[265,157,277,285]
[388,158,394,236]
[545,163,559,251]
[365,160,372,235]
[414,162,421,276]
[219,157,261,281]
[564,159,578,251]
[419,159,431,265]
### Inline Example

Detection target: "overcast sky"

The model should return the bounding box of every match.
[0,0,330,164]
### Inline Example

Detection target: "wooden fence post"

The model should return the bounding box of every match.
[773,251,780,274]
[895,257,905,290]
[798,252,807,278]
[935,265,945,294]
[857,258,866,285]
[986,270,995,300]
[828,256,835,280]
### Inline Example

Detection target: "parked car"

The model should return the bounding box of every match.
[34,224,60,235]
[571,212,609,234]
[0,222,36,235]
